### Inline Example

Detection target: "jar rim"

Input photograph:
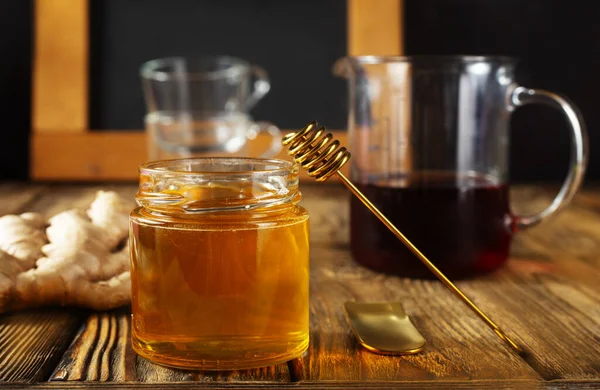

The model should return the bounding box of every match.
[137,157,301,215]
[140,157,297,176]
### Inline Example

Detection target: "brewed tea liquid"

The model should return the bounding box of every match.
[350,173,513,278]
[129,187,309,370]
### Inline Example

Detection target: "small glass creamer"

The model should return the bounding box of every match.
[129,158,310,370]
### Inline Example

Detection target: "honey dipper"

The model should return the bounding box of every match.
[283,121,526,356]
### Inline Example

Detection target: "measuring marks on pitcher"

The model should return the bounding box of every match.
[355,89,412,185]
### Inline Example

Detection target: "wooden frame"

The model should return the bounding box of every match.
[31,0,404,181]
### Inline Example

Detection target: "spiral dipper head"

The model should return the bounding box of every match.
[282,121,351,182]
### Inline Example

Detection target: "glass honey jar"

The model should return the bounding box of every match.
[129,158,310,370]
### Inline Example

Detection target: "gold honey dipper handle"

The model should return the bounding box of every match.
[283,121,525,356]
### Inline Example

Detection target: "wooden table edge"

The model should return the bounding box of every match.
[4,379,600,389]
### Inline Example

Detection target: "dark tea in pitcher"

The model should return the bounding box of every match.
[350,173,514,279]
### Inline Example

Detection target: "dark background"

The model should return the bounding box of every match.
[88,0,348,130]
[0,0,598,181]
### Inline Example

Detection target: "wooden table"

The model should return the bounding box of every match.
[1,182,599,389]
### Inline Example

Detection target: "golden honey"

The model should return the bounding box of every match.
[129,158,310,370]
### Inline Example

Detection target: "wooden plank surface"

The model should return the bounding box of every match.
[0,309,86,383]
[0,182,599,387]
[303,247,540,381]
[3,379,600,389]
[50,309,135,382]
[492,187,600,379]
[49,309,291,383]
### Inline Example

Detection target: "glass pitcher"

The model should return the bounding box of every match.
[333,55,588,279]
[141,56,282,161]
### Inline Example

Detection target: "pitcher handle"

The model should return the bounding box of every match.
[246,121,282,158]
[509,86,589,230]
[246,65,271,111]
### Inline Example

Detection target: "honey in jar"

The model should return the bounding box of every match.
[129,158,310,370]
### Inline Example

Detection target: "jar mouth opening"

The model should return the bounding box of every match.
[140,157,297,177]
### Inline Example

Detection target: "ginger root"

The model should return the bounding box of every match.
[0,191,133,313]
